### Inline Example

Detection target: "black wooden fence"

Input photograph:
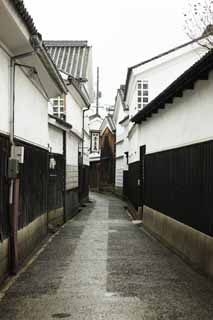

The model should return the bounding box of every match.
[0,136,10,240]
[79,165,89,202]
[126,161,141,209]
[123,146,145,208]
[18,144,48,229]
[123,170,129,198]
[48,153,65,213]
[145,140,213,236]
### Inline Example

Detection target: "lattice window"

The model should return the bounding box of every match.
[137,80,149,109]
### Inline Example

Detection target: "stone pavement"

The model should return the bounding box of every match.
[0,192,213,320]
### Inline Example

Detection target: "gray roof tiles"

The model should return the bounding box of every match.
[45,40,88,47]
[44,41,91,80]
[106,115,116,132]
[11,0,38,35]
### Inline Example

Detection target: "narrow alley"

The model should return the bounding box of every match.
[0,193,213,320]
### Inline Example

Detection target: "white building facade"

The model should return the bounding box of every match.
[122,44,213,278]
[0,0,67,279]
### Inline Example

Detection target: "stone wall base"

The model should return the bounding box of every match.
[143,206,213,278]
[114,186,123,199]
[0,213,47,282]
[48,207,64,227]
[65,189,79,221]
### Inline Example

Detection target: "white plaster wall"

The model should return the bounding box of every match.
[66,92,83,137]
[48,125,63,155]
[115,157,124,188]
[130,71,213,160]
[114,93,130,184]
[83,133,90,166]
[116,142,124,157]
[66,132,79,166]
[128,125,140,163]
[66,132,79,190]
[0,48,9,135]
[0,47,48,148]
[128,46,207,120]
[114,94,128,143]
[89,118,102,131]
[15,67,48,148]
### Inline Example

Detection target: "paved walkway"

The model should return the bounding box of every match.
[0,192,213,319]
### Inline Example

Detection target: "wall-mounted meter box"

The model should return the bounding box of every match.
[8,159,19,179]
[13,146,24,164]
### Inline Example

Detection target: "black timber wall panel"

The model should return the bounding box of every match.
[89,161,99,188]
[19,144,48,229]
[128,161,141,209]
[0,135,10,240]
[65,188,79,220]
[123,170,128,198]
[48,153,65,212]
[145,140,213,236]
[79,165,89,202]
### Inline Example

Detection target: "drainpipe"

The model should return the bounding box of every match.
[81,106,90,201]
[8,35,42,274]
[82,108,89,164]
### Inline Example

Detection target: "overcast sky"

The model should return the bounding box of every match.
[24,0,189,106]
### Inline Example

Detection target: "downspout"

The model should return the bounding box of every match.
[81,106,90,201]
[63,130,67,223]
[8,43,40,274]
[82,106,90,165]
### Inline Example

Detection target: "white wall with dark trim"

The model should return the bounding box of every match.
[129,70,213,163]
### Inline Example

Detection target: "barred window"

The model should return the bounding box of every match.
[137,80,149,109]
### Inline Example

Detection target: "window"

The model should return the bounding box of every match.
[51,96,65,120]
[137,80,149,109]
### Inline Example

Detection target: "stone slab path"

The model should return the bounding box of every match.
[0,192,213,319]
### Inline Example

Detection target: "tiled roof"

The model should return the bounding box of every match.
[45,40,88,47]
[44,40,91,80]
[89,113,102,120]
[106,115,116,132]
[11,0,38,35]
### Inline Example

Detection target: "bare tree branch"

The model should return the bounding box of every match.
[184,0,213,49]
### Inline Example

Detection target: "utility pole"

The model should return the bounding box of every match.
[96,67,99,115]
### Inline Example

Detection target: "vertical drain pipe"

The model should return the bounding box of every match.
[8,49,37,274]
[8,57,19,274]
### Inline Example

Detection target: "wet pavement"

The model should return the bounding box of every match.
[0,192,213,319]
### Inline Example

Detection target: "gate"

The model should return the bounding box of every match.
[122,145,146,209]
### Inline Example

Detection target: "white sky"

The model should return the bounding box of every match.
[24,0,189,106]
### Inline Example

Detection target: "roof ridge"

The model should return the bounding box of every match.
[44,40,89,47]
